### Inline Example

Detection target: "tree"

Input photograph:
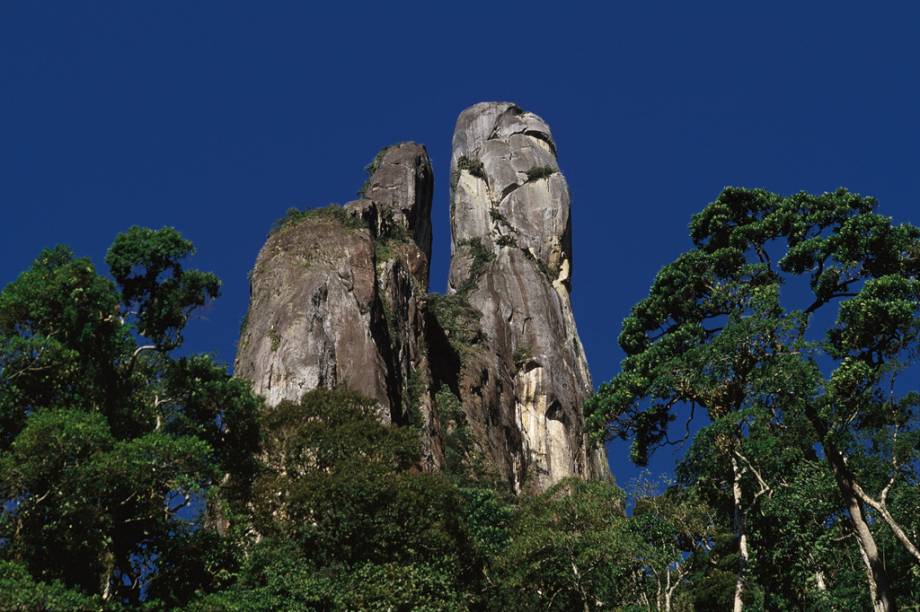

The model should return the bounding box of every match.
[207,388,484,611]
[490,478,637,611]
[627,477,717,612]
[676,403,868,609]
[588,188,920,611]
[0,560,101,611]
[0,227,261,605]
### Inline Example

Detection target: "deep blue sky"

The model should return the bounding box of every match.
[2,2,919,486]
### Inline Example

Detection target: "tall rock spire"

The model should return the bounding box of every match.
[235,142,442,467]
[445,102,609,490]
[235,108,610,491]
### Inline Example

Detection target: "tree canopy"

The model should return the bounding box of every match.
[0,228,260,606]
[588,187,920,610]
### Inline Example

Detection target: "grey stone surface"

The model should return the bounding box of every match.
[235,214,388,408]
[235,142,443,468]
[446,102,610,491]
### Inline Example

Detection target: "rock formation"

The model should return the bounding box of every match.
[445,102,609,491]
[235,104,610,491]
[235,143,442,468]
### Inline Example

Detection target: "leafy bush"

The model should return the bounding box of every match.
[456,155,485,179]
[525,165,555,181]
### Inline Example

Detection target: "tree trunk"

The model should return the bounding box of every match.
[805,409,896,611]
[100,549,115,602]
[854,486,920,565]
[851,496,893,611]
[655,574,664,612]
[571,560,591,612]
[664,567,674,612]
[815,570,827,592]
[731,455,749,612]
[814,440,892,608]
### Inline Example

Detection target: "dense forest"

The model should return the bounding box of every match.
[1,188,918,610]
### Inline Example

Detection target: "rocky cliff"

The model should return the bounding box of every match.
[446,102,609,490]
[235,143,442,468]
[235,104,609,491]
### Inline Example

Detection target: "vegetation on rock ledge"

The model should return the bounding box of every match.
[269,204,364,236]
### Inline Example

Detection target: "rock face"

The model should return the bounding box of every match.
[445,102,609,491]
[235,105,610,491]
[235,142,443,468]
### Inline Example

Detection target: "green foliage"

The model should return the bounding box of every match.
[405,367,425,427]
[491,479,635,611]
[269,204,364,236]
[160,354,261,500]
[451,155,487,203]
[427,292,482,357]
[519,244,553,281]
[432,236,494,350]
[185,542,471,612]
[628,479,717,607]
[456,486,514,562]
[337,560,473,611]
[359,146,389,197]
[146,528,241,609]
[456,155,485,179]
[525,165,555,181]
[488,207,510,226]
[0,561,102,611]
[512,345,532,368]
[0,246,133,442]
[181,540,339,611]
[589,187,920,608]
[107,226,220,351]
[211,388,489,609]
[373,237,394,263]
[373,221,412,264]
[252,390,464,564]
[434,385,488,483]
[456,237,494,290]
[0,228,261,606]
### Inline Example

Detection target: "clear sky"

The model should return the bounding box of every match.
[2,2,918,486]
